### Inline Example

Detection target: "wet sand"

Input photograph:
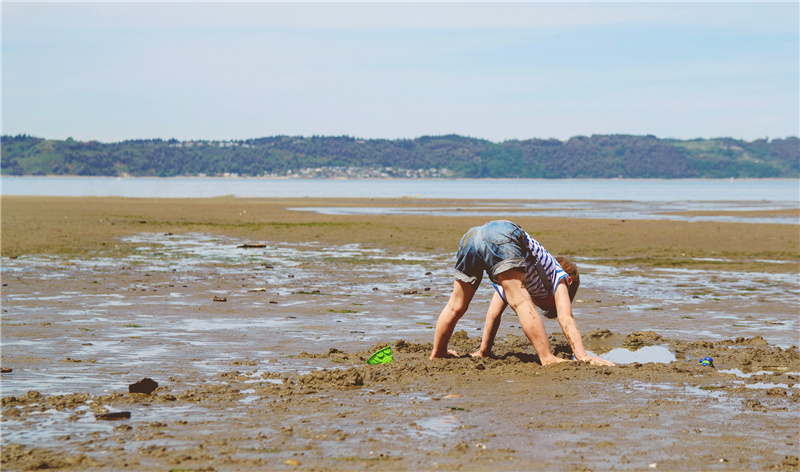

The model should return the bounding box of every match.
[1,196,799,471]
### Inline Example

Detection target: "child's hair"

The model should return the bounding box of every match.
[555,256,580,302]
[541,256,580,319]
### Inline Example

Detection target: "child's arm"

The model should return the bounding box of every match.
[471,291,507,357]
[553,280,616,366]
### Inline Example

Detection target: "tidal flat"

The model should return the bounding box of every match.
[1,196,798,471]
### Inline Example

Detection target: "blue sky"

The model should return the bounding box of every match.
[2,2,798,142]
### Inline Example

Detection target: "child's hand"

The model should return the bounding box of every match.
[579,355,616,366]
[541,356,572,366]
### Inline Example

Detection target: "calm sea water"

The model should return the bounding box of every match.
[2,176,798,202]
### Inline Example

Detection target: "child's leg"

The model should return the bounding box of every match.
[430,280,476,359]
[496,270,567,365]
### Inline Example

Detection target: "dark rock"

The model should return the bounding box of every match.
[129,378,159,394]
[96,411,131,420]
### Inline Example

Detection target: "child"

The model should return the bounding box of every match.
[429,220,614,366]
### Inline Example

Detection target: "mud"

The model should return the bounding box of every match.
[2,332,799,471]
[1,197,799,471]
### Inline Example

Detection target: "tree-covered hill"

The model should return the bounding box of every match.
[2,134,797,179]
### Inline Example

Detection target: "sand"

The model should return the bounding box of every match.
[1,196,799,471]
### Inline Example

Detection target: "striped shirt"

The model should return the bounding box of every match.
[493,232,568,301]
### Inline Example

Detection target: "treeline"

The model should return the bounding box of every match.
[2,134,797,179]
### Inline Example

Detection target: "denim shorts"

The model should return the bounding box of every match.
[454,220,528,288]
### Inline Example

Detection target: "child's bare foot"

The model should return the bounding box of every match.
[429,349,461,359]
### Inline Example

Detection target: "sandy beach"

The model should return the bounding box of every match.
[1,196,799,471]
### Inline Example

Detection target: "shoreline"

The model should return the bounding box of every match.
[2,196,798,273]
[3,175,799,182]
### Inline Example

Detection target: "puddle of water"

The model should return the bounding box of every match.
[175,318,297,332]
[744,382,791,390]
[1,402,228,447]
[1,406,117,444]
[398,391,433,402]
[413,414,462,438]
[627,381,743,412]
[592,346,676,365]
[717,368,800,378]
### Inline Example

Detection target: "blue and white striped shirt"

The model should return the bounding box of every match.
[493,232,568,301]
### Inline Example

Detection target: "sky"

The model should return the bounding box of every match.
[2,1,798,143]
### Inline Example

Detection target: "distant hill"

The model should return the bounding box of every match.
[2,134,797,179]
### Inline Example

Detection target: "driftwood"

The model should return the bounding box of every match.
[237,243,266,249]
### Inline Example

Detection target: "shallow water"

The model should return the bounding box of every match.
[4,177,798,203]
[1,402,220,446]
[2,232,798,402]
[290,198,800,224]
